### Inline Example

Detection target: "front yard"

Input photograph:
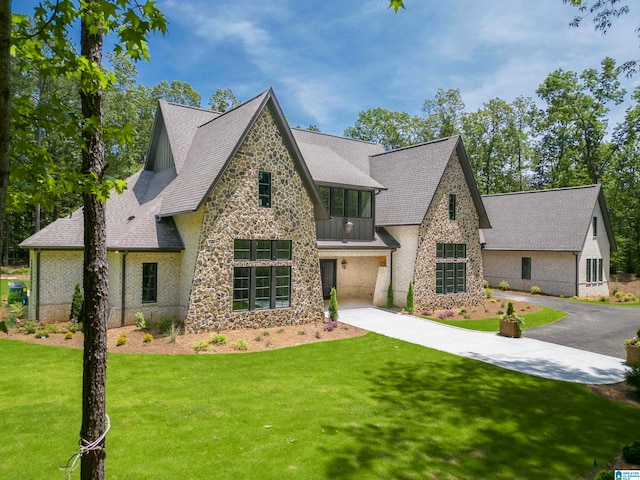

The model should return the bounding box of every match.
[1,333,638,479]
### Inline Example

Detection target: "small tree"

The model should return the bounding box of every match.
[406,281,414,313]
[328,287,339,321]
[506,301,514,316]
[70,283,83,323]
[386,283,394,309]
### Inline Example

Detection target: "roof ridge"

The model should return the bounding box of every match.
[482,184,599,198]
[159,100,217,114]
[370,135,460,157]
[291,127,381,146]
[196,89,270,129]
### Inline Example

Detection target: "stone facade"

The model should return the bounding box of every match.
[413,154,484,311]
[185,107,325,332]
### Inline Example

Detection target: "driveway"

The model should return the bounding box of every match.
[495,291,639,359]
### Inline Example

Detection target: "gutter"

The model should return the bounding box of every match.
[120,251,128,327]
[573,252,580,297]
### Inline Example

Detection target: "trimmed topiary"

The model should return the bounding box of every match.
[329,287,339,321]
[386,283,394,309]
[70,283,83,323]
[406,281,414,313]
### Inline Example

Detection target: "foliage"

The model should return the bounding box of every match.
[422,88,465,139]
[626,361,640,399]
[9,302,25,319]
[484,288,493,298]
[230,339,249,351]
[135,311,150,330]
[498,281,510,291]
[19,320,38,334]
[329,287,339,321]
[143,333,153,343]
[388,0,405,12]
[344,107,428,150]
[116,334,127,346]
[209,333,227,346]
[386,283,394,309]
[208,88,240,112]
[64,331,73,340]
[193,341,209,353]
[501,313,525,329]
[530,286,541,294]
[406,281,414,313]
[33,328,49,338]
[437,310,454,319]
[158,316,174,335]
[168,322,180,344]
[67,322,83,333]
[70,283,83,322]
[324,321,338,332]
[7,290,21,304]
[483,280,489,288]
[507,302,515,316]
[594,471,614,480]
[622,440,640,464]
[429,306,567,332]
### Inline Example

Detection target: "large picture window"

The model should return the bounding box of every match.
[436,263,466,294]
[142,263,157,303]
[585,258,604,283]
[320,186,373,219]
[233,239,292,311]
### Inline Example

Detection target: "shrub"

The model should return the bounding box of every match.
[315,330,322,339]
[20,320,38,334]
[143,333,154,343]
[484,288,493,298]
[34,329,49,338]
[277,328,286,334]
[193,341,209,353]
[421,310,432,317]
[498,281,510,291]
[386,283,394,309]
[459,308,467,315]
[168,322,180,344]
[298,330,306,335]
[438,310,454,319]
[64,331,74,340]
[70,283,83,323]
[209,333,227,346]
[406,281,414,313]
[594,470,614,480]
[624,293,637,303]
[506,302,514,316]
[560,294,565,298]
[622,440,640,464]
[67,322,83,333]
[323,320,338,332]
[231,339,249,351]
[158,317,174,335]
[10,303,25,320]
[599,295,609,302]
[626,361,640,399]
[116,334,127,346]
[482,279,489,288]
[328,287,339,321]
[7,290,22,305]
[530,285,541,295]
[135,311,150,330]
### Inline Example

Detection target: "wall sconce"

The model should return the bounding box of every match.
[343,219,354,234]
[341,259,348,269]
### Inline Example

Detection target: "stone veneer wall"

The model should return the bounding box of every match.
[185,107,325,332]
[413,154,484,310]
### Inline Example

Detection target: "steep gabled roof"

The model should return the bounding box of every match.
[291,129,385,189]
[481,185,617,252]
[369,136,490,228]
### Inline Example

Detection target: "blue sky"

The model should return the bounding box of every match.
[15,0,640,136]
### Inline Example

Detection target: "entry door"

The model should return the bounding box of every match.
[320,259,337,299]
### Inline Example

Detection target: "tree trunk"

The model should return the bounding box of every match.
[80,4,108,479]
[0,0,11,272]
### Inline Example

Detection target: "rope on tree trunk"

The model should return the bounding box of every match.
[60,413,111,479]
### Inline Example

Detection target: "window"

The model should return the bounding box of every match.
[522,257,531,280]
[142,263,157,303]
[331,188,345,216]
[436,243,466,258]
[592,258,598,283]
[360,191,372,218]
[586,258,592,283]
[319,186,330,210]
[346,190,359,217]
[586,258,603,283]
[593,217,598,237]
[598,258,603,282]
[258,171,271,207]
[436,263,466,294]
[449,194,456,220]
[232,240,292,311]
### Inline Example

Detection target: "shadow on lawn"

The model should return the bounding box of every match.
[321,356,639,479]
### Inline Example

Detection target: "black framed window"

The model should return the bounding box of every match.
[331,188,345,216]
[258,171,271,208]
[346,190,359,217]
[593,217,598,237]
[436,263,466,294]
[586,258,592,283]
[319,186,330,210]
[276,240,292,260]
[592,258,598,283]
[449,194,456,220]
[436,243,466,259]
[234,239,251,260]
[275,266,291,308]
[319,187,373,219]
[256,240,271,260]
[142,263,157,303]
[522,257,531,280]
[360,191,372,218]
[233,267,250,311]
[598,259,603,282]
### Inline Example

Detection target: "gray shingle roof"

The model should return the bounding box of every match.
[291,129,385,189]
[317,227,400,250]
[20,169,184,250]
[481,185,616,252]
[370,136,490,228]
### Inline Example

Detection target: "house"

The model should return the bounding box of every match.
[20,88,490,331]
[481,185,616,297]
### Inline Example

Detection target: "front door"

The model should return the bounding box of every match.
[320,259,337,299]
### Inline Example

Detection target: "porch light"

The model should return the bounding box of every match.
[343,219,354,234]
[341,259,348,269]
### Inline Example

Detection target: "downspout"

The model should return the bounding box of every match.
[573,252,579,297]
[35,250,41,320]
[120,251,127,327]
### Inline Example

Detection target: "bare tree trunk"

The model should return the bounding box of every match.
[0,0,11,271]
[80,4,108,479]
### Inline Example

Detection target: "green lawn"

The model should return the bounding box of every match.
[1,334,637,479]
[424,305,568,331]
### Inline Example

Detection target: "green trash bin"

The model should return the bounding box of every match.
[8,282,28,306]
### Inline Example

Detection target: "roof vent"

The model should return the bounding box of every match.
[127,215,135,222]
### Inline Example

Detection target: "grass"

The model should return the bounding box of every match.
[568,297,640,307]
[424,306,568,331]
[1,334,638,479]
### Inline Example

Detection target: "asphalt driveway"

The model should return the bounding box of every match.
[496,291,639,359]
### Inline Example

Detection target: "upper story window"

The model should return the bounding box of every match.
[319,186,373,219]
[593,216,598,237]
[449,194,456,220]
[234,239,292,262]
[258,170,271,208]
[436,243,466,258]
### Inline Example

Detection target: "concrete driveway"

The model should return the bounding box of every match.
[495,291,639,359]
